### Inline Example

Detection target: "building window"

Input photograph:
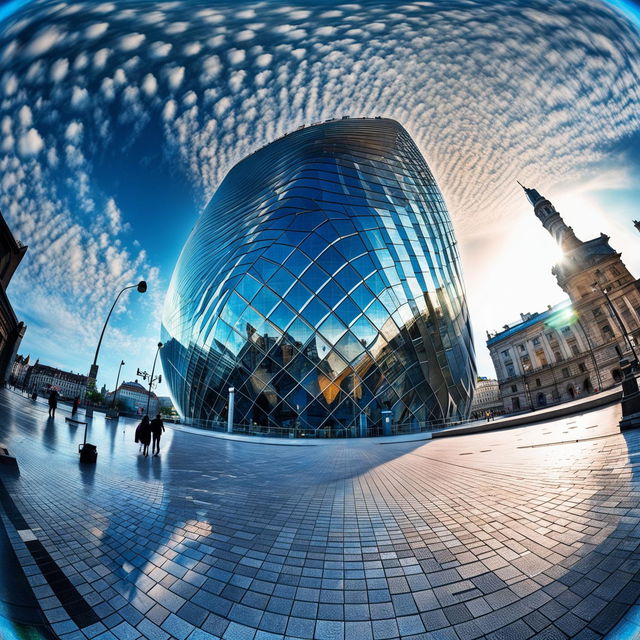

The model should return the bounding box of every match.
[593,307,602,318]
[518,344,526,353]
[553,351,562,361]
[511,384,517,393]
[568,340,580,357]
[535,348,547,367]
[601,325,613,340]
[561,326,572,334]
[520,355,531,372]
[562,367,570,378]
[535,378,541,387]
[532,337,540,346]
[506,364,515,377]
[501,349,509,358]
[578,362,586,372]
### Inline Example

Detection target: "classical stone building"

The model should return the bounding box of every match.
[487,186,640,413]
[0,212,27,384]
[10,353,30,387]
[24,361,87,400]
[470,377,503,419]
[105,380,159,416]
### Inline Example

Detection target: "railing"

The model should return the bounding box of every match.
[184,414,484,439]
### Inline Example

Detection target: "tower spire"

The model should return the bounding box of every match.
[520,183,582,252]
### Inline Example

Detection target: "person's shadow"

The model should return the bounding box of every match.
[136,454,150,481]
[151,454,162,480]
[42,417,57,450]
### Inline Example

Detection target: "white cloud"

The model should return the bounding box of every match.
[65,121,84,143]
[255,53,272,67]
[86,22,109,39]
[141,73,158,97]
[71,86,89,109]
[18,128,44,156]
[183,42,202,56]
[162,99,177,121]
[18,105,33,127]
[149,41,172,58]
[105,197,122,234]
[93,48,111,69]
[165,22,189,35]
[25,26,64,57]
[236,30,255,42]
[50,58,69,82]
[2,73,17,96]
[166,66,185,91]
[119,33,145,51]
[214,96,231,116]
[228,49,246,65]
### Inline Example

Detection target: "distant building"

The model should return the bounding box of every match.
[487,186,640,413]
[105,380,159,416]
[0,211,27,384]
[470,377,502,418]
[10,353,30,387]
[24,361,87,400]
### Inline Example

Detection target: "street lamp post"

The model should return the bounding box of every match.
[137,342,163,417]
[573,313,603,392]
[592,279,639,363]
[88,281,147,389]
[110,360,125,409]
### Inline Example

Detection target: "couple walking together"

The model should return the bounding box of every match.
[135,414,165,456]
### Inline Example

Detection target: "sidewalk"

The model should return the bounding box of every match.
[433,385,622,438]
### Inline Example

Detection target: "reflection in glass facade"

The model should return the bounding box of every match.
[161,118,476,434]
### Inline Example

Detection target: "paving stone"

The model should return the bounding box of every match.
[0,395,638,640]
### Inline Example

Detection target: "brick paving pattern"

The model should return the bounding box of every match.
[0,390,638,639]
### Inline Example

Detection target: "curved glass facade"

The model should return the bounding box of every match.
[161,118,475,434]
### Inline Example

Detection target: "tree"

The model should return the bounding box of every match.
[86,389,104,405]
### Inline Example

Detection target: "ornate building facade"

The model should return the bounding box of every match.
[470,377,502,419]
[0,211,27,384]
[24,361,87,400]
[487,186,640,413]
[105,380,159,416]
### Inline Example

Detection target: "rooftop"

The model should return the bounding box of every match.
[487,299,571,346]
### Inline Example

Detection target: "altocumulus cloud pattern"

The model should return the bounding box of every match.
[161,118,476,432]
[0,0,638,374]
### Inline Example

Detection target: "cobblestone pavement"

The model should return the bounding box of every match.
[0,389,638,640]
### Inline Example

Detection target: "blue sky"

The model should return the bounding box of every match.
[0,0,640,397]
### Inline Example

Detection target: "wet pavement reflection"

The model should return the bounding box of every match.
[0,388,638,639]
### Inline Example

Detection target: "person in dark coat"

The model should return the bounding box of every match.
[135,416,152,456]
[71,396,80,417]
[150,414,165,456]
[48,389,58,418]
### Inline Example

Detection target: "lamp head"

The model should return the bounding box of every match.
[120,360,125,366]
[157,341,163,348]
[137,280,147,293]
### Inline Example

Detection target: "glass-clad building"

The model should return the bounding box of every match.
[161,117,476,434]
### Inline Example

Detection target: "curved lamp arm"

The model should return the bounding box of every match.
[92,281,147,368]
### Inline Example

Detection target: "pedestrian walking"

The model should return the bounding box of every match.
[150,414,165,456]
[48,389,58,418]
[71,396,80,417]
[485,410,490,422]
[135,416,151,457]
